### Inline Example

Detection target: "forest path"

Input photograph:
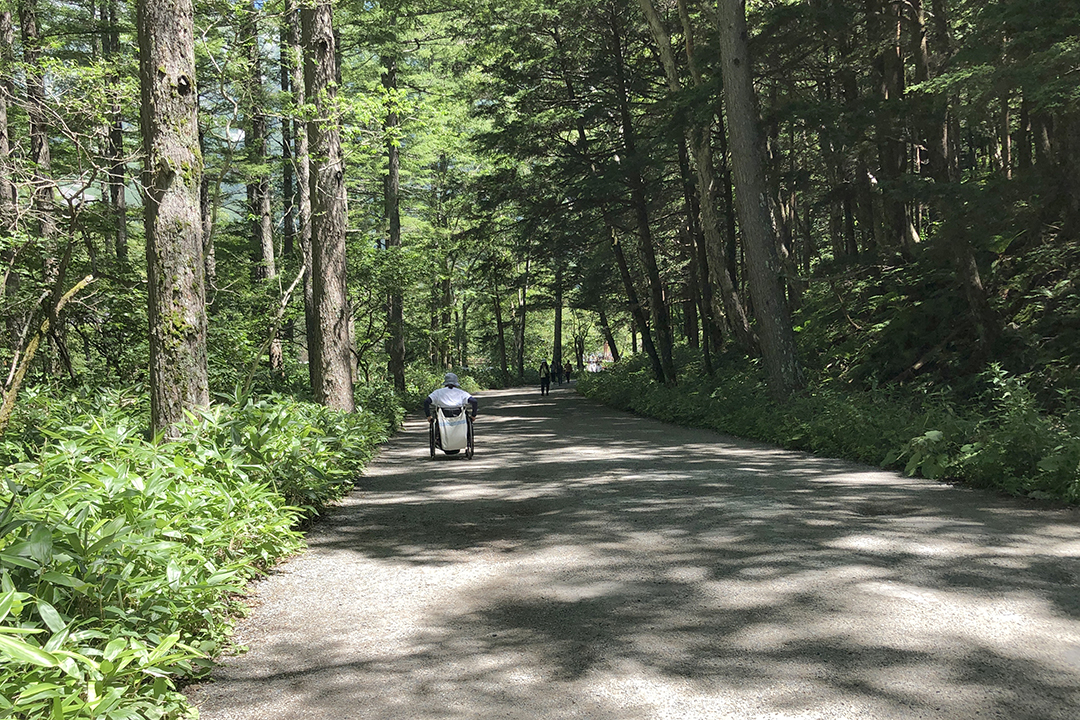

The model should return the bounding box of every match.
[187,384,1080,720]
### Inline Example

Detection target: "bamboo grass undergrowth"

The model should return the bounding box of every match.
[579,352,1080,505]
[0,388,398,719]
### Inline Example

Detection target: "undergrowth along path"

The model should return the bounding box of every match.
[187,385,1080,720]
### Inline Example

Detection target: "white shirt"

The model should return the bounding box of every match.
[428,386,474,409]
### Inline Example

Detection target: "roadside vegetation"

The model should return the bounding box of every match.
[580,258,1080,505]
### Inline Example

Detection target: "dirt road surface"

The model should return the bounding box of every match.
[187,385,1080,719]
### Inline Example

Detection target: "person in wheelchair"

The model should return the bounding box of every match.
[423,375,479,459]
[425,373,478,426]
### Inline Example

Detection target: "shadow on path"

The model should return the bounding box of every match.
[189,386,1080,720]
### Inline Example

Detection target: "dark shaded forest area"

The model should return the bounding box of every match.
[0,0,1078,717]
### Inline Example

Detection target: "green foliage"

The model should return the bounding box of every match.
[580,352,1080,504]
[0,390,395,719]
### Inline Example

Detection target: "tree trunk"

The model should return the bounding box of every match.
[922,0,995,350]
[383,53,406,393]
[639,0,754,355]
[0,9,14,351]
[609,2,676,384]
[244,2,281,376]
[286,0,316,390]
[552,261,563,381]
[199,130,216,312]
[870,0,917,255]
[280,21,295,259]
[716,0,801,398]
[998,87,1012,180]
[137,0,210,436]
[102,0,127,266]
[610,224,664,382]
[303,0,354,411]
[491,281,509,387]
[19,0,57,245]
[0,10,14,235]
[597,305,620,363]
[516,253,530,383]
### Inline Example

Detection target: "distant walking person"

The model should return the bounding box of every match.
[539,361,551,396]
[555,361,564,385]
[564,361,573,383]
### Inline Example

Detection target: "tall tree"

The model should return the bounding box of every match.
[608,1,677,384]
[304,0,354,411]
[716,0,801,398]
[243,1,282,375]
[18,0,57,245]
[637,0,755,353]
[137,0,210,435]
[283,0,317,391]
[0,9,14,236]
[103,0,128,266]
[383,49,406,393]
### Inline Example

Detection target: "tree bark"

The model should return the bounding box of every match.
[491,281,509,386]
[597,305,620,363]
[869,0,918,255]
[285,0,317,391]
[103,0,127,266]
[609,2,676,384]
[716,0,802,398]
[244,2,282,376]
[19,0,57,245]
[610,224,664,382]
[921,0,996,350]
[516,252,530,383]
[383,52,406,393]
[0,10,14,235]
[639,0,754,355]
[137,0,210,436]
[552,260,563,380]
[303,0,354,411]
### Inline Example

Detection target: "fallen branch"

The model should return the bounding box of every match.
[239,263,306,400]
[0,274,94,436]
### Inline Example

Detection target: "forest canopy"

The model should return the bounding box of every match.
[1,0,1079,716]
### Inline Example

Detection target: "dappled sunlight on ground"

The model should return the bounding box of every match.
[189,386,1080,720]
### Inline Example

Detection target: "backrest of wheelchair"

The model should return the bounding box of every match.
[436,405,466,418]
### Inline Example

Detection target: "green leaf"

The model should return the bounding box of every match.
[40,571,87,590]
[0,553,40,569]
[17,683,63,701]
[103,637,127,662]
[0,590,16,622]
[166,560,181,586]
[28,524,54,564]
[36,601,66,634]
[0,633,59,667]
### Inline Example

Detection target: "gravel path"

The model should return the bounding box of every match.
[186,385,1080,719]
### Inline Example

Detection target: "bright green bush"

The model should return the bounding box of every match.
[579,353,1080,504]
[0,389,396,719]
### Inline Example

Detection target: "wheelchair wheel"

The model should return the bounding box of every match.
[428,420,435,458]
[465,416,474,460]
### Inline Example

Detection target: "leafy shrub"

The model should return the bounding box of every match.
[0,389,396,719]
[190,394,394,516]
[580,353,1080,504]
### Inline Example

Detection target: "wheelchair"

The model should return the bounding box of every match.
[429,404,474,459]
